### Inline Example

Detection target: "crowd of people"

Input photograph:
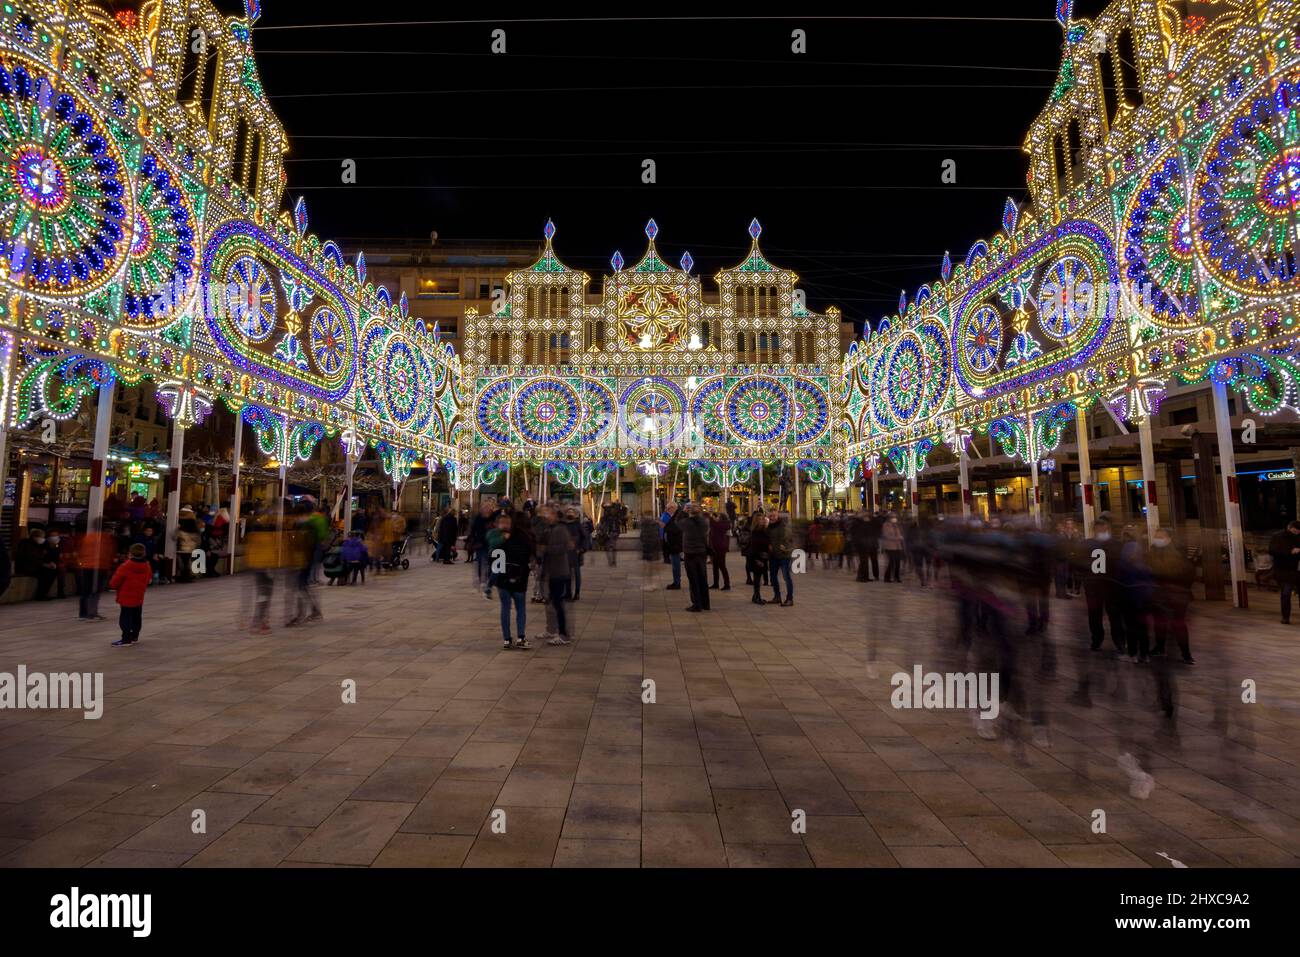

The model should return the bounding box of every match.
[1,484,1278,795]
[438,494,594,648]
[0,492,420,646]
[823,506,1257,802]
[655,501,798,609]
[4,501,234,604]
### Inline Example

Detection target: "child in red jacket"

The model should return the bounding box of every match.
[109,543,152,646]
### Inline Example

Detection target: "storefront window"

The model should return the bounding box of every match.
[1128,480,1146,517]
[56,462,91,506]
[26,460,53,505]
[1238,466,1297,531]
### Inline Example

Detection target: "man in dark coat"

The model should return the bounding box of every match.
[1078,516,1125,652]
[679,502,711,611]
[1269,520,1300,624]
[436,507,459,564]
[663,504,684,590]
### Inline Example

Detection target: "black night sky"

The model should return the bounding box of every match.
[230,1,1108,333]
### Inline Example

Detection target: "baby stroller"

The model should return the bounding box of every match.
[322,544,347,583]
[380,535,412,571]
[1254,551,1277,590]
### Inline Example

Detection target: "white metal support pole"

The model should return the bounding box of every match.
[793,464,800,518]
[1029,460,1041,527]
[0,331,18,509]
[1076,405,1094,538]
[229,416,242,575]
[86,379,114,533]
[277,460,288,569]
[1212,380,1248,608]
[344,443,357,535]
[759,465,765,507]
[86,378,114,598]
[1137,414,1161,540]
[164,416,185,567]
[958,442,971,520]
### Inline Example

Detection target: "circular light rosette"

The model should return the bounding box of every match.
[572,378,617,448]
[1037,254,1096,340]
[309,307,347,376]
[689,377,729,445]
[358,322,389,418]
[1122,154,1200,325]
[791,378,830,445]
[382,337,434,432]
[122,151,197,325]
[514,376,580,447]
[725,376,791,444]
[619,377,686,446]
[224,255,278,342]
[961,304,1003,375]
[475,379,513,445]
[885,334,927,423]
[203,220,357,402]
[1195,79,1300,294]
[0,55,132,299]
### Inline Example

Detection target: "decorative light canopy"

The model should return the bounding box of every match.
[1,0,1298,498]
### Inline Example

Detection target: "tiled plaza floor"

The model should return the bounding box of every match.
[0,544,1297,868]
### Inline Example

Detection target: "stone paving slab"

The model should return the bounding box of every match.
[0,549,1297,867]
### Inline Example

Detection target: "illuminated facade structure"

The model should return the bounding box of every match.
[840,0,1300,604]
[0,0,461,525]
[0,0,1298,606]
[460,217,841,495]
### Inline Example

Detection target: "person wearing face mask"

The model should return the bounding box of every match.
[14,528,59,600]
[1148,529,1194,664]
[48,528,69,599]
[1079,516,1125,653]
